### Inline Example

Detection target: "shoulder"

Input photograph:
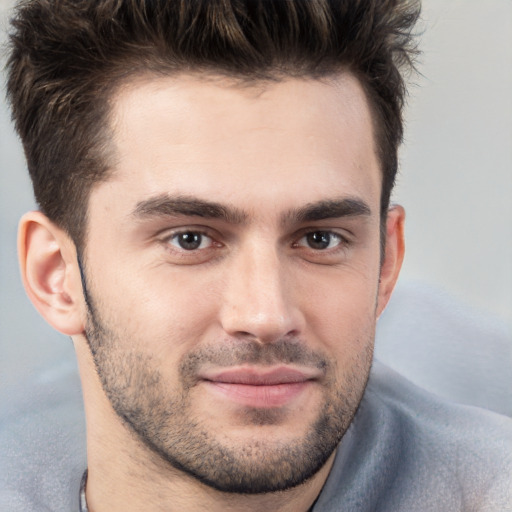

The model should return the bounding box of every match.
[315,361,512,512]
[367,361,512,450]
[0,359,86,512]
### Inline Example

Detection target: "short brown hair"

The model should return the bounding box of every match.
[6,0,420,249]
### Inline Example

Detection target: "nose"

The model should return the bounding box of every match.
[219,244,304,344]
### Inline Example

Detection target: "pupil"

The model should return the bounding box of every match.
[307,232,330,249]
[179,232,201,250]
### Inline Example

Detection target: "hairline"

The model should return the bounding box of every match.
[78,67,388,255]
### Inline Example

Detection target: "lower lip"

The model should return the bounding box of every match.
[205,381,310,408]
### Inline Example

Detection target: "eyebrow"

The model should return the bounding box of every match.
[132,194,248,224]
[285,198,372,224]
[132,194,371,226]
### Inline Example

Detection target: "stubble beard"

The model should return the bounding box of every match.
[84,302,374,494]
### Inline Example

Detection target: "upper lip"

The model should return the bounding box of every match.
[201,366,320,386]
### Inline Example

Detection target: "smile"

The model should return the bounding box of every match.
[201,366,318,408]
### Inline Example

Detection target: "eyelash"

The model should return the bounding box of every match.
[163,229,219,251]
[292,231,349,251]
[159,227,352,265]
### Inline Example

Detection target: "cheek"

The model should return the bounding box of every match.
[299,266,379,351]
[88,261,223,357]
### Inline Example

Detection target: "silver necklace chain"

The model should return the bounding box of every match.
[79,469,89,512]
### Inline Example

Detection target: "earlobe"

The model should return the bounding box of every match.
[376,205,405,318]
[18,211,86,335]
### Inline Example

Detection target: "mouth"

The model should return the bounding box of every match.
[200,366,319,408]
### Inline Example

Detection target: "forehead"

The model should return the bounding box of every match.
[95,72,380,218]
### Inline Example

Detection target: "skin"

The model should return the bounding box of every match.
[18,72,405,511]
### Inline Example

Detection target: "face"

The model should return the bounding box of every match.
[82,73,386,493]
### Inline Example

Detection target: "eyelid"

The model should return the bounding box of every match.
[289,229,353,266]
[158,226,224,251]
[168,231,214,250]
[291,228,352,247]
[158,224,218,240]
[156,226,226,265]
[295,231,345,250]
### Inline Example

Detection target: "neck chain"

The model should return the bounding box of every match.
[79,469,89,512]
[78,466,322,511]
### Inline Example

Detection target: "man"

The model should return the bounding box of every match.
[3,0,511,511]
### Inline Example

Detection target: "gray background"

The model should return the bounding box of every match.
[1,1,511,396]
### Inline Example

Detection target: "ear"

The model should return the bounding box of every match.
[18,211,86,335]
[376,205,405,318]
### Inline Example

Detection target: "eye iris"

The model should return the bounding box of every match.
[307,231,331,249]
[178,232,202,250]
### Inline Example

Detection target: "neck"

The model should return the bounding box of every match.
[84,444,334,512]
